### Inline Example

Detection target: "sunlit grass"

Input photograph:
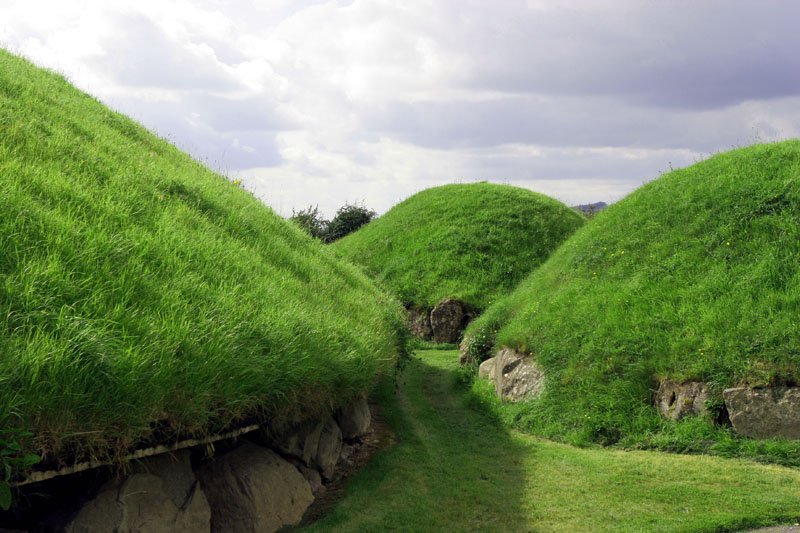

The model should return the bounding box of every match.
[0,49,404,471]
[333,183,584,312]
[303,350,800,532]
[466,141,800,463]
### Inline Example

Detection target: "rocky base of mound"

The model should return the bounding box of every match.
[1,398,379,533]
[475,351,800,441]
[406,298,472,344]
[653,380,800,440]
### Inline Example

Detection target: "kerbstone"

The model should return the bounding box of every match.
[430,298,465,344]
[724,387,800,440]
[493,348,545,402]
[655,380,709,421]
[196,441,313,533]
[478,357,496,381]
[66,450,210,533]
[337,397,371,440]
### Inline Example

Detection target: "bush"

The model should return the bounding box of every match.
[324,202,376,243]
[289,205,327,239]
[288,202,376,243]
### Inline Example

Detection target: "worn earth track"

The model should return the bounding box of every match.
[300,350,533,531]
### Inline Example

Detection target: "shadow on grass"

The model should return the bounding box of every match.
[300,350,534,532]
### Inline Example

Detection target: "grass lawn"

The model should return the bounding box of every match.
[302,350,800,532]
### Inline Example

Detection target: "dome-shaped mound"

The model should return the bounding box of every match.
[333,183,585,313]
[0,50,404,471]
[466,141,800,448]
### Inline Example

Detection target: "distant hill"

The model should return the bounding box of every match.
[333,182,584,312]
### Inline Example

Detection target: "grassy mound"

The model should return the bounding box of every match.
[466,141,800,457]
[0,50,404,472]
[333,183,584,312]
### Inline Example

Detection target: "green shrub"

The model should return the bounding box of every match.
[324,202,376,243]
[0,430,40,510]
[289,204,327,240]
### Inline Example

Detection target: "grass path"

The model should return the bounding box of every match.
[300,350,800,532]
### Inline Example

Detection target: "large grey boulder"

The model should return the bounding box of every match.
[66,450,210,533]
[654,380,709,421]
[407,308,433,340]
[196,441,313,533]
[336,397,371,440]
[723,387,800,440]
[430,298,465,344]
[478,357,496,380]
[493,348,545,402]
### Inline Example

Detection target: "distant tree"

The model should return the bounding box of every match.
[323,202,376,243]
[289,205,328,240]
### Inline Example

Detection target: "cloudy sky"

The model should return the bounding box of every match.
[3,1,800,217]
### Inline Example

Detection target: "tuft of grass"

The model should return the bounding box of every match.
[465,140,800,462]
[332,183,584,312]
[0,49,404,484]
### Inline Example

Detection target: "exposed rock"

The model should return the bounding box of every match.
[274,419,324,466]
[478,357,496,380]
[339,443,355,462]
[430,298,465,344]
[336,397,371,440]
[314,417,343,479]
[271,414,342,479]
[407,308,433,340]
[459,335,473,366]
[66,450,210,533]
[723,387,800,440]
[196,441,313,533]
[654,380,709,421]
[295,463,325,497]
[493,348,545,402]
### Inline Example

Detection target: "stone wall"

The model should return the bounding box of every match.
[6,397,374,533]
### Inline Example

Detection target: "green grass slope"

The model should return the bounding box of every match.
[466,141,800,458]
[333,183,585,312]
[0,50,404,472]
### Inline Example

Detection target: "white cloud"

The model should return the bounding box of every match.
[3,0,800,219]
